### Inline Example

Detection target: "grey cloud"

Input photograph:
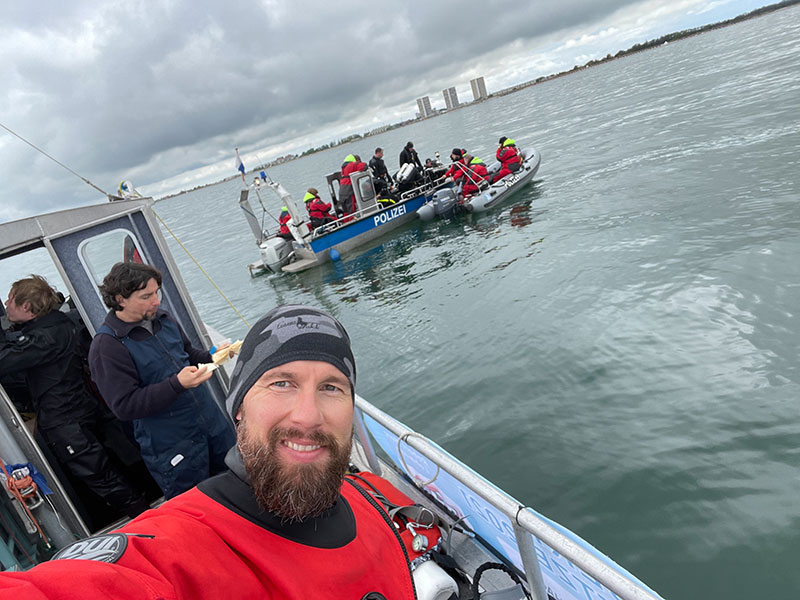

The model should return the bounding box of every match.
[0,0,706,221]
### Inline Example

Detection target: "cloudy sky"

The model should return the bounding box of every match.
[0,0,769,222]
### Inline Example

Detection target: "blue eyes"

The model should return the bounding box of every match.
[268,381,343,393]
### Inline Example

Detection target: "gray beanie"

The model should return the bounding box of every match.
[226,305,356,419]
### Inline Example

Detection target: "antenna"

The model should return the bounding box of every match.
[0,121,112,199]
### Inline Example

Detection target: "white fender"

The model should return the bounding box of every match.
[412,560,459,600]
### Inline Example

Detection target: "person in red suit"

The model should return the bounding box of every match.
[444,148,468,187]
[492,137,522,183]
[277,206,293,239]
[462,157,489,197]
[339,154,367,215]
[304,188,334,229]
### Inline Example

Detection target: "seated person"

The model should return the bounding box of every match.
[425,157,441,168]
[444,148,468,187]
[462,157,490,197]
[492,137,522,183]
[277,206,293,239]
[0,275,149,519]
[304,188,334,229]
[377,193,399,208]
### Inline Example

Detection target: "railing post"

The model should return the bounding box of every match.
[353,407,382,476]
[513,522,548,600]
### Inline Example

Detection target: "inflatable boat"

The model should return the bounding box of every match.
[417,147,542,221]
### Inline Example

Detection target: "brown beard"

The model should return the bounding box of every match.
[237,419,352,522]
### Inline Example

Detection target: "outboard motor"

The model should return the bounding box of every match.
[259,237,293,273]
[417,187,460,221]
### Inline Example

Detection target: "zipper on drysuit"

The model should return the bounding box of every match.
[343,477,418,600]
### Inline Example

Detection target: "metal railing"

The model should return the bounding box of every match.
[353,396,663,600]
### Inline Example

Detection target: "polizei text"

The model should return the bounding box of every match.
[373,204,407,226]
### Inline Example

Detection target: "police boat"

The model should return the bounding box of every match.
[417,147,542,221]
[241,165,450,276]
[0,197,662,600]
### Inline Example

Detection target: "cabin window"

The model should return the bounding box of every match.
[78,229,146,288]
[0,247,67,303]
[358,177,376,203]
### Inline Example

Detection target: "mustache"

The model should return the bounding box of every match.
[268,427,339,450]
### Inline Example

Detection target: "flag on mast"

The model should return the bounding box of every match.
[235,148,246,182]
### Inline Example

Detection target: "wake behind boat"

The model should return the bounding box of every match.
[418,147,542,221]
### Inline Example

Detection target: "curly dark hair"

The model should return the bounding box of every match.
[99,263,162,311]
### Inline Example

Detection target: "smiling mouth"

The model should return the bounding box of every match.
[284,441,322,452]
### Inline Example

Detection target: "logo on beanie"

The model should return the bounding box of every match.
[261,315,344,342]
[226,306,356,420]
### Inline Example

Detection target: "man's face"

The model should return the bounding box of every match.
[376,150,383,159]
[4,293,35,324]
[237,360,354,520]
[116,278,160,322]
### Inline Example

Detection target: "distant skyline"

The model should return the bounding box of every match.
[471,77,489,102]
[0,0,777,222]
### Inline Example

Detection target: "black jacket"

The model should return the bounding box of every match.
[399,147,422,169]
[0,310,97,430]
[368,155,390,181]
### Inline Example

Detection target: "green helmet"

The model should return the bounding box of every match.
[503,138,516,147]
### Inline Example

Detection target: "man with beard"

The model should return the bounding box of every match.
[88,262,235,499]
[1,305,416,599]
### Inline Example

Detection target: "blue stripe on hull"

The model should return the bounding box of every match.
[309,193,429,254]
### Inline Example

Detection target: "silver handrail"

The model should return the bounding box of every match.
[310,203,382,238]
[354,396,663,600]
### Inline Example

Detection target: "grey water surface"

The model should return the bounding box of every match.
[20,6,800,599]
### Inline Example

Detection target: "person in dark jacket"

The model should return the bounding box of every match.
[368,147,391,195]
[88,263,235,499]
[1,275,149,517]
[493,137,522,183]
[339,154,367,215]
[304,188,334,229]
[398,141,422,170]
